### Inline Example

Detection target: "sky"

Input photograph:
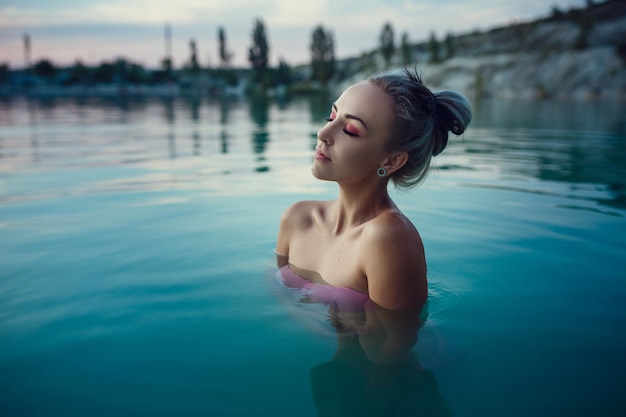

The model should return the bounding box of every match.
[0,0,586,70]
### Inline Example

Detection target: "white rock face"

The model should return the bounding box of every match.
[335,11,626,101]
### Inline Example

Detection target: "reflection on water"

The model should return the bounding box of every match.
[0,94,625,220]
[219,98,232,154]
[447,98,626,209]
[307,90,334,124]
[249,94,270,172]
[1,94,625,209]
[163,98,176,158]
[472,98,626,133]
[310,333,449,417]
[26,100,40,163]
[2,96,624,196]
[275,265,450,416]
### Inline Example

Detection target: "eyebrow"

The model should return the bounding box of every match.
[332,103,369,130]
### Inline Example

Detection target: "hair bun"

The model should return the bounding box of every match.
[433,90,472,136]
[367,69,472,188]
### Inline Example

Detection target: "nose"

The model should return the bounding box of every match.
[317,122,335,145]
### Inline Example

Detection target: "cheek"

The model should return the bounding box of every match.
[351,141,382,159]
[344,146,379,170]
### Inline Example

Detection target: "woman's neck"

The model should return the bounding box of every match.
[330,181,394,234]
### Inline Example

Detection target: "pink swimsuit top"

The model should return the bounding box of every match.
[276,265,371,312]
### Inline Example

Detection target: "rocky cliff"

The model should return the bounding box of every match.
[337,0,626,100]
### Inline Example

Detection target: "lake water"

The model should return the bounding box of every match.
[1,94,625,417]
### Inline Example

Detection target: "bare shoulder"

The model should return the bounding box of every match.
[276,200,328,260]
[360,210,427,310]
[363,210,422,242]
[279,200,327,229]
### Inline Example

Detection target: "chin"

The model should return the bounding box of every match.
[311,165,331,181]
[310,163,319,177]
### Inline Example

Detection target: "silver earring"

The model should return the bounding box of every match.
[377,167,387,177]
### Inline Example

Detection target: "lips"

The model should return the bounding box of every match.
[314,150,331,162]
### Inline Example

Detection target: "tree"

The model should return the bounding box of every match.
[428,31,441,63]
[153,57,174,84]
[276,58,292,86]
[65,60,90,85]
[0,63,10,85]
[218,27,233,68]
[400,32,412,66]
[23,34,31,69]
[93,61,115,84]
[248,18,270,86]
[33,59,56,79]
[444,32,456,59]
[575,11,594,50]
[310,25,335,86]
[161,57,172,72]
[114,58,148,84]
[551,6,564,19]
[379,23,395,68]
[188,39,199,72]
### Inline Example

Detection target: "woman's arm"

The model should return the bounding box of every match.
[360,213,427,310]
[276,201,313,268]
[275,205,295,267]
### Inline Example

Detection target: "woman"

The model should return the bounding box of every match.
[276,69,471,311]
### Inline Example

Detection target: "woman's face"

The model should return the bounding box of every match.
[312,81,394,184]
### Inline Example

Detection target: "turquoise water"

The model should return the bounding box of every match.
[1,95,625,416]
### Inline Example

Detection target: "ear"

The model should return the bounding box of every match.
[380,151,408,176]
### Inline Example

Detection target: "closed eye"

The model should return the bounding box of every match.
[343,128,359,137]
[343,122,361,137]
[324,118,360,137]
[325,107,360,137]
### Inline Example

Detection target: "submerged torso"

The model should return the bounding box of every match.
[276,265,371,312]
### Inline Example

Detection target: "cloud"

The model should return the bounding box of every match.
[2,0,326,26]
[264,0,330,27]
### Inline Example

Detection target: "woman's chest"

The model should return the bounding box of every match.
[288,227,367,292]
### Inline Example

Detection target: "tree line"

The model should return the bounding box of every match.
[0,19,461,94]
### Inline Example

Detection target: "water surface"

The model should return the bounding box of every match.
[1,95,625,416]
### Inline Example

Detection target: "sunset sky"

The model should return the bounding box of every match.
[1,0,585,69]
